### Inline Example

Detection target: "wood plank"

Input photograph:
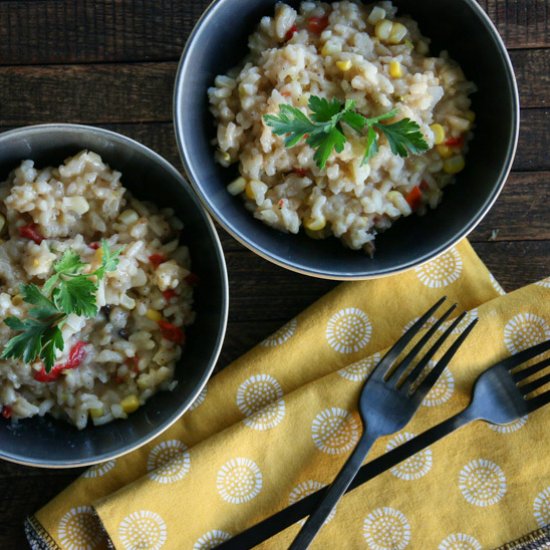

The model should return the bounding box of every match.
[0,49,546,126]
[0,63,175,125]
[0,0,546,68]
[470,172,550,242]
[0,54,546,125]
[98,110,549,174]
[478,0,550,49]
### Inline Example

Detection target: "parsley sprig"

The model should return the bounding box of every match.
[1,240,122,371]
[263,96,428,169]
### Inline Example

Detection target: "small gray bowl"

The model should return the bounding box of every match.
[174,0,519,279]
[0,124,228,468]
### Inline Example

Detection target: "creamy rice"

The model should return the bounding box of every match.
[209,1,476,253]
[0,151,195,429]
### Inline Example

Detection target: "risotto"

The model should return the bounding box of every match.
[208,0,476,253]
[0,151,195,429]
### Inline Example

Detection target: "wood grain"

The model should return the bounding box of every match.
[0,49,547,126]
[0,0,545,68]
[0,1,547,547]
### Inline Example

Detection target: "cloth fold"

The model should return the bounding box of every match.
[27,240,550,549]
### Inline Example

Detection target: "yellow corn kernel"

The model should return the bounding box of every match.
[374,19,393,41]
[465,110,476,123]
[389,60,402,78]
[430,123,446,145]
[227,176,246,196]
[367,6,386,24]
[94,247,103,263]
[336,59,352,72]
[245,181,256,200]
[305,228,328,240]
[436,144,454,159]
[304,216,326,231]
[0,213,5,234]
[12,294,23,306]
[146,309,163,322]
[388,22,407,44]
[89,407,104,419]
[443,155,465,175]
[121,395,140,414]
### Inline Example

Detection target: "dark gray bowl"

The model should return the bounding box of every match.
[174,0,519,279]
[0,124,228,467]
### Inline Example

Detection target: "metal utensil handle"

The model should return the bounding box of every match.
[218,409,473,550]
[289,433,377,549]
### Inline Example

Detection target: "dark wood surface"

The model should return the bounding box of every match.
[0,1,548,547]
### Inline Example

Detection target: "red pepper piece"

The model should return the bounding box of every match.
[405,186,423,210]
[126,355,140,374]
[34,365,65,382]
[89,242,100,250]
[445,135,464,148]
[185,272,200,286]
[419,180,430,191]
[158,320,186,345]
[114,375,125,384]
[67,341,87,369]
[2,406,12,419]
[293,168,308,177]
[34,341,88,382]
[307,15,329,34]
[18,223,44,244]
[149,253,167,268]
[162,289,178,301]
[284,24,298,41]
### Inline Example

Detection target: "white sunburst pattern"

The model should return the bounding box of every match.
[260,318,297,347]
[236,374,285,430]
[535,277,550,289]
[422,365,455,407]
[118,510,167,550]
[438,533,482,550]
[488,415,528,434]
[289,481,336,526]
[503,313,550,354]
[311,407,360,455]
[338,353,381,382]
[534,487,550,528]
[437,309,478,336]
[146,439,191,484]
[458,458,507,507]
[415,248,463,289]
[490,273,507,295]
[81,459,116,478]
[216,457,263,504]
[363,507,411,550]
[326,308,372,354]
[402,315,438,335]
[57,506,103,550]
[193,530,232,549]
[386,432,432,480]
[189,385,208,411]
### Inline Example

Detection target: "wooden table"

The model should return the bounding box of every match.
[0,1,548,547]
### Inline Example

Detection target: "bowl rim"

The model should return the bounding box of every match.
[0,123,229,468]
[173,0,520,280]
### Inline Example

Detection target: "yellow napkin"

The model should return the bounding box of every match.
[26,240,550,550]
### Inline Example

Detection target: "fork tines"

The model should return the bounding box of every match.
[506,339,550,412]
[376,298,478,398]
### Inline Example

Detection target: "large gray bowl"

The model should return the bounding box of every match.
[174,0,519,279]
[0,124,228,468]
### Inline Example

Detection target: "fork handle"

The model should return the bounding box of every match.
[289,433,377,550]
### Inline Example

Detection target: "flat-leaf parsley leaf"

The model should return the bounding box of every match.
[263,96,428,169]
[1,240,122,371]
